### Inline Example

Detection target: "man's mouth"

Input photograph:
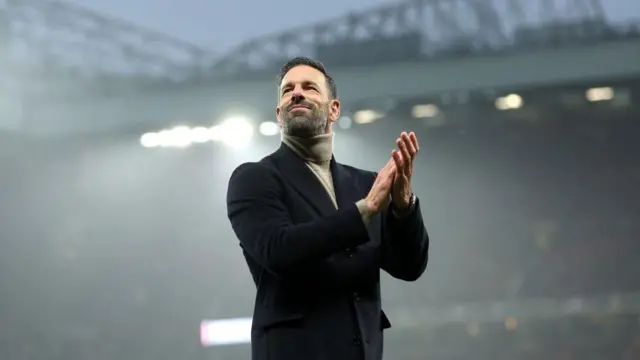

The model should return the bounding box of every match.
[289,105,309,111]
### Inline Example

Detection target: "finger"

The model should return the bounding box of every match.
[376,156,395,185]
[409,132,420,153]
[402,132,417,157]
[391,147,405,166]
[397,137,412,173]
[384,159,394,169]
[387,156,397,169]
[392,149,403,172]
[387,166,398,186]
[394,139,405,160]
[384,158,396,177]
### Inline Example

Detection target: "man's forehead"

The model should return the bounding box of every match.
[280,65,325,87]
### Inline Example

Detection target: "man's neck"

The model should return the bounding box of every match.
[282,132,334,163]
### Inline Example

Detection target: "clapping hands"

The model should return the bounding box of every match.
[364,131,420,214]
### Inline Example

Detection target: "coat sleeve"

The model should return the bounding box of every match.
[226,162,370,276]
[380,198,430,281]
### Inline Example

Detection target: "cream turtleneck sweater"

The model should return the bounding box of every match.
[282,132,338,209]
[282,132,373,224]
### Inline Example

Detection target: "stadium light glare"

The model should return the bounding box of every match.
[200,318,252,346]
[190,126,214,143]
[495,94,523,110]
[259,121,280,136]
[209,125,224,141]
[140,126,214,148]
[353,109,383,124]
[412,104,439,118]
[159,126,192,148]
[586,87,614,102]
[140,132,161,148]
[216,116,254,149]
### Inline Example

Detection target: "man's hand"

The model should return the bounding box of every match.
[391,131,420,209]
[364,159,397,214]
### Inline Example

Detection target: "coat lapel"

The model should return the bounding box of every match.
[332,158,381,245]
[330,157,364,209]
[273,144,337,217]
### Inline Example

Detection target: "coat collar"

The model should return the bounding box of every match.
[272,143,360,216]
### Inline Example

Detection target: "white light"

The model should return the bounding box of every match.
[586,87,614,102]
[158,126,192,148]
[200,318,252,346]
[209,125,224,141]
[412,104,439,118]
[259,121,280,136]
[191,126,213,143]
[141,126,217,149]
[140,132,161,148]
[216,116,254,149]
[495,94,523,110]
[353,109,383,124]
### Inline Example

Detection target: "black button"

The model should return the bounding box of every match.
[352,335,362,345]
[346,248,354,258]
[352,292,360,301]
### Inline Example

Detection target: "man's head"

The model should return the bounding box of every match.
[276,57,340,138]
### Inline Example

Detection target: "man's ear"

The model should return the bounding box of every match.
[275,106,283,128]
[328,99,340,123]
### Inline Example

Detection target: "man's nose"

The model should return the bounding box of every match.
[291,89,305,102]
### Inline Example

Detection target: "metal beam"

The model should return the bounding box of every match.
[0,0,208,78]
[21,38,640,136]
[209,0,606,76]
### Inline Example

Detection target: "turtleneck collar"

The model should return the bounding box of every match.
[282,132,334,163]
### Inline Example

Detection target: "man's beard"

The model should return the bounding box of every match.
[281,102,329,138]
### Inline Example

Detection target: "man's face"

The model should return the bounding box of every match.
[276,65,340,138]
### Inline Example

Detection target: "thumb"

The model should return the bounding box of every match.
[385,158,395,171]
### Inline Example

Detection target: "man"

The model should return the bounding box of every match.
[226,57,429,360]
